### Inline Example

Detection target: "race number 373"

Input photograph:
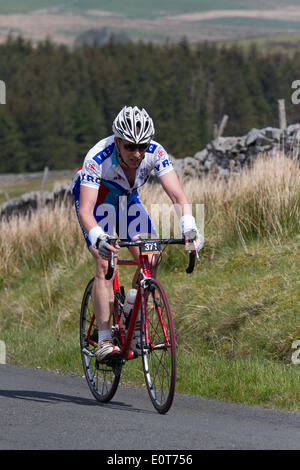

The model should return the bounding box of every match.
[291,340,300,364]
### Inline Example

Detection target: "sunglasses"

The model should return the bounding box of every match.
[122,141,149,152]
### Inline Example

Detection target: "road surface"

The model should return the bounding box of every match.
[1,364,300,450]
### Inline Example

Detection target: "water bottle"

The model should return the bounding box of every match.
[123,288,137,326]
[123,289,142,353]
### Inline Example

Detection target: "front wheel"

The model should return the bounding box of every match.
[80,278,121,403]
[141,279,176,414]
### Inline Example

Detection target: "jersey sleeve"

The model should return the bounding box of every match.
[151,143,174,178]
[80,155,102,190]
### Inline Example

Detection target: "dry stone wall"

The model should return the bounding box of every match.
[0,183,72,220]
[172,123,300,179]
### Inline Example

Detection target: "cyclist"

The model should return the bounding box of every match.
[71,105,204,362]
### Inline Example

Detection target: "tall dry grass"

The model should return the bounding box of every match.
[215,152,300,245]
[207,152,299,245]
[0,200,92,336]
[0,201,87,283]
[142,151,300,248]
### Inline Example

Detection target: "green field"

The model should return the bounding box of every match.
[1,0,300,47]
[0,173,72,205]
[200,16,300,31]
[0,0,300,16]
[218,31,300,55]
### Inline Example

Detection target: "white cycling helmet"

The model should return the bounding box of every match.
[112,105,155,144]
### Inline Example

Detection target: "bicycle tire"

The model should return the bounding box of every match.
[80,278,121,403]
[141,279,176,414]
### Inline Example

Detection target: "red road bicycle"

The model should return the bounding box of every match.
[80,238,195,414]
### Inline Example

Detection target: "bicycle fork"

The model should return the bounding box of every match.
[140,278,170,354]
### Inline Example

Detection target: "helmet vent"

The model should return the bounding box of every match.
[112,106,155,144]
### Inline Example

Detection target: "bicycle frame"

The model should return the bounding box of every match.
[86,238,195,360]
[84,254,147,361]
[86,252,171,362]
[114,255,147,361]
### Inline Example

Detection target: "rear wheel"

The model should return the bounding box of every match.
[141,279,176,414]
[80,278,121,403]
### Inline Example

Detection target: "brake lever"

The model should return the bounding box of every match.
[185,234,200,274]
[105,251,114,280]
[186,252,196,274]
[104,238,117,281]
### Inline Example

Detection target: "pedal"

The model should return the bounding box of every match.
[82,347,95,357]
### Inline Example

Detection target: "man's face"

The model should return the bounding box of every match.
[116,138,149,169]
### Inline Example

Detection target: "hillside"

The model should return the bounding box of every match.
[1,1,300,46]
[1,37,300,175]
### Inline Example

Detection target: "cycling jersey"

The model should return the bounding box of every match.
[71,135,174,245]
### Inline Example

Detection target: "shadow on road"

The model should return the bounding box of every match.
[0,389,154,414]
